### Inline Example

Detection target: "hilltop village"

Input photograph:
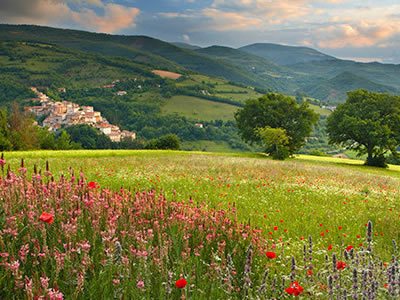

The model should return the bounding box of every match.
[27,87,136,143]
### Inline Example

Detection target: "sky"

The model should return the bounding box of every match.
[1,0,400,63]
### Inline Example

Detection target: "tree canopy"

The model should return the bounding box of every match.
[327,89,400,167]
[234,93,319,157]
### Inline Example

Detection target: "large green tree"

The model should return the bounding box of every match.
[234,93,319,156]
[327,89,400,167]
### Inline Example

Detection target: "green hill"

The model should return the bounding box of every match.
[194,45,298,92]
[287,59,400,91]
[0,24,276,90]
[239,43,335,65]
[172,42,202,50]
[303,71,399,103]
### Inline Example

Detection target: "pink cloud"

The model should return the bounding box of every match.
[0,0,140,33]
[317,20,400,48]
[201,8,263,31]
[71,4,140,33]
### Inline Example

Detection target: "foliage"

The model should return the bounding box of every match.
[255,126,290,159]
[327,89,400,167]
[65,124,112,150]
[235,93,319,154]
[145,134,180,150]
[0,106,77,151]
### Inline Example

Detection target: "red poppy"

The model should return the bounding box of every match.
[175,278,187,288]
[285,281,304,296]
[88,181,97,189]
[337,261,347,270]
[266,251,277,259]
[346,245,354,251]
[39,212,54,224]
[328,245,332,250]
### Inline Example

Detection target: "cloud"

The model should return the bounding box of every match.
[316,20,400,48]
[211,0,310,24]
[201,8,262,31]
[0,0,140,33]
[158,8,262,32]
[71,4,140,33]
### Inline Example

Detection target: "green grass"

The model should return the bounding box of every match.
[181,140,243,152]
[161,95,239,121]
[2,150,400,298]
[309,104,331,116]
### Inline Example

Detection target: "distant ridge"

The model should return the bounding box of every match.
[304,71,399,103]
[172,42,202,50]
[239,43,335,65]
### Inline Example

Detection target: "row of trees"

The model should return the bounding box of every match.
[235,90,400,167]
[0,104,79,151]
[0,106,149,151]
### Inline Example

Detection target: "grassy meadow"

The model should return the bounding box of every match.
[161,95,239,121]
[1,150,400,298]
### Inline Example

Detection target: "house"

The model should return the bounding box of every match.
[117,91,127,96]
[112,80,120,84]
[121,130,136,141]
[98,123,113,135]
[57,88,66,93]
[103,84,115,88]
[109,132,121,142]
[194,123,204,128]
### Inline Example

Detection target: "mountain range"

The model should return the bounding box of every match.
[1,24,399,104]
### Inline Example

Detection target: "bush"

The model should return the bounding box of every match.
[145,134,180,150]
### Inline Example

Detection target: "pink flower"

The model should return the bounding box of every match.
[137,281,145,289]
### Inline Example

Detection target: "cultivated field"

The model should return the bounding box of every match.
[152,70,182,80]
[1,150,400,298]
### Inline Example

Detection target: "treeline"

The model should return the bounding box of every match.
[0,105,146,151]
[0,104,80,151]
[58,85,253,151]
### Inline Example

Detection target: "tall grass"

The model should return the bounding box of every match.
[0,152,399,298]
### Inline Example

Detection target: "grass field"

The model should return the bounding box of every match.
[181,140,242,152]
[2,150,400,298]
[161,95,239,121]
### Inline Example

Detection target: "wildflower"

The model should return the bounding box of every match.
[266,251,276,259]
[337,261,347,270]
[88,181,97,189]
[328,245,332,250]
[39,212,54,224]
[175,278,187,288]
[285,281,304,296]
[346,245,354,251]
[137,281,145,289]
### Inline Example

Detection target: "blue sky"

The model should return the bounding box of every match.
[1,0,399,63]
